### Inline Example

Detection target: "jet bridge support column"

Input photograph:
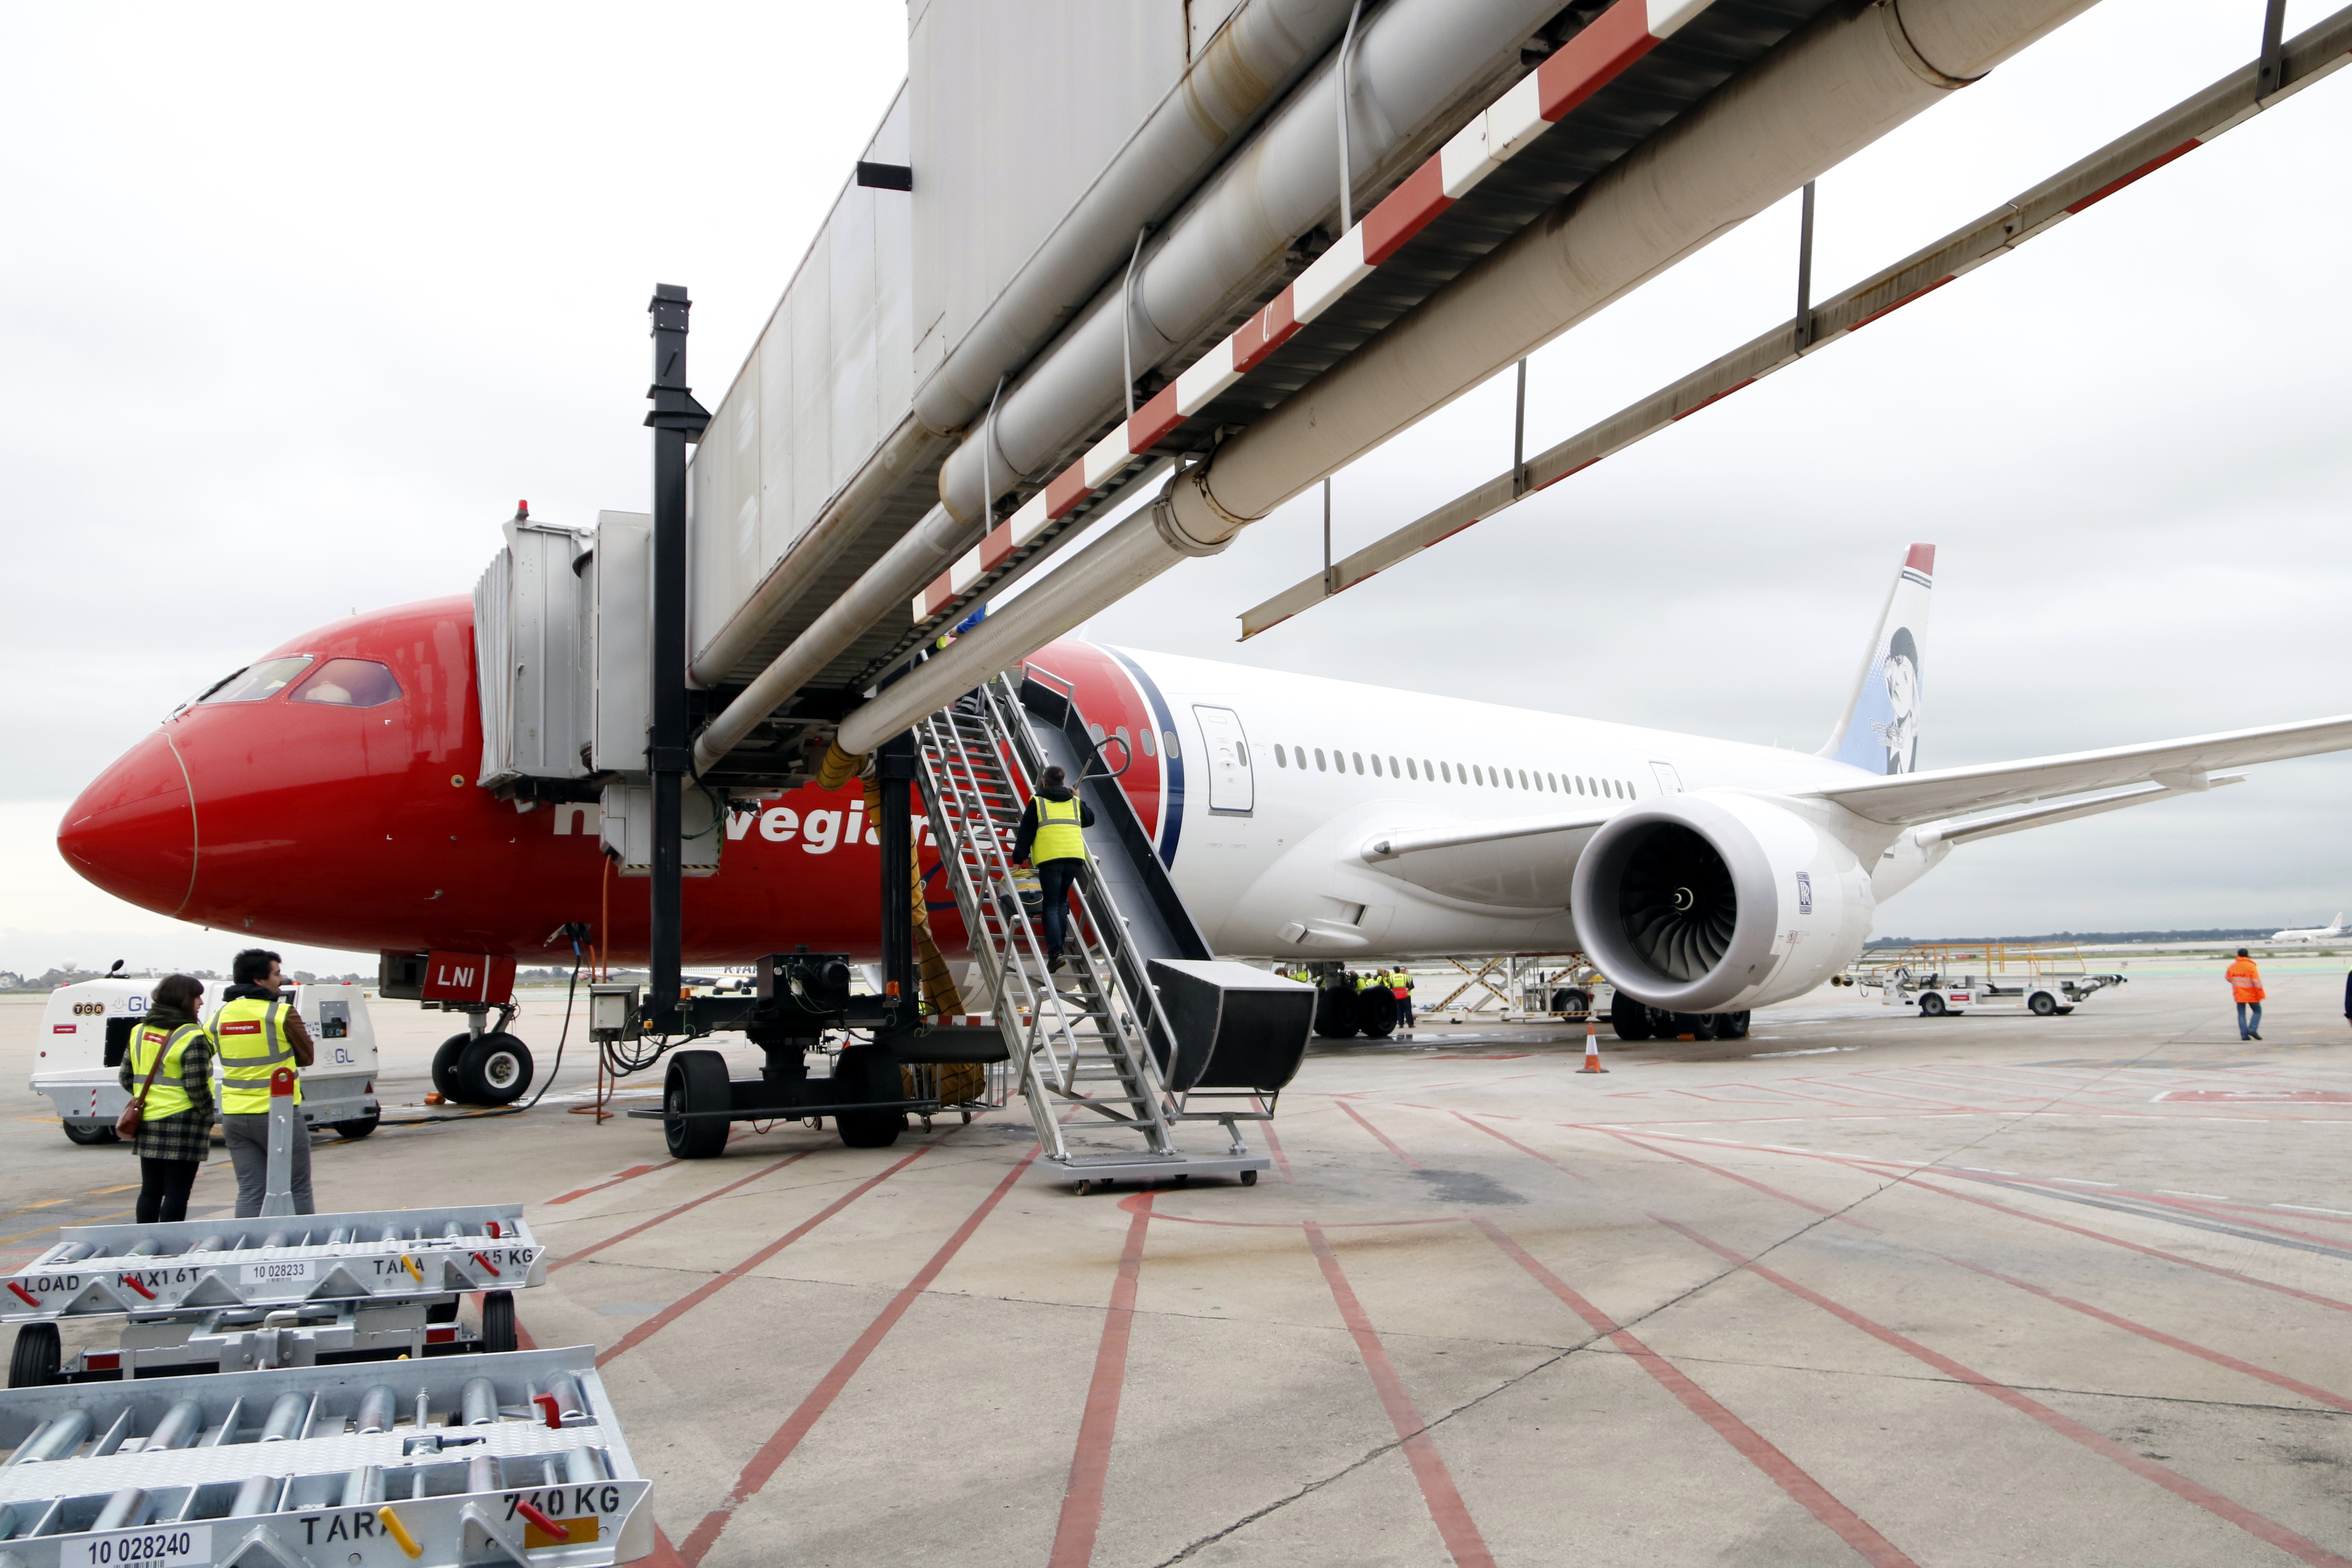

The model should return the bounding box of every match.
[644,285,710,1032]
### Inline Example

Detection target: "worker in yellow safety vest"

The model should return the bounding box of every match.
[209,947,317,1216]
[1387,969,1415,1036]
[1013,766,1095,972]
[120,973,217,1223]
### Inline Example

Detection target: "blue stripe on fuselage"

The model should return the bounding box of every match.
[1105,646,1183,869]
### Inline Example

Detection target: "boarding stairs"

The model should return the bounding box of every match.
[913,671,1280,1190]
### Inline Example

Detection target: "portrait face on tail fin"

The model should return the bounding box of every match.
[1826,546,1933,776]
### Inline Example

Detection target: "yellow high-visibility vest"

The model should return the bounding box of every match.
[127,1023,204,1121]
[211,996,301,1113]
[1032,794,1088,864]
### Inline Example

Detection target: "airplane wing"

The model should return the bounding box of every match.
[1918,774,2245,847]
[1813,715,2352,827]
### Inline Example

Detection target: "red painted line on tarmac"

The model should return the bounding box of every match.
[548,1164,665,1204]
[1655,1215,2352,1568]
[1262,1122,1294,1181]
[1595,1128,1874,1229]
[1454,1113,1592,1181]
[1304,1223,1496,1568]
[640,1526,687,1568]
[597,1145,936,1367]
[1935,1252,2352,1413]
[1049,1194,1154,1568]
[1608,1127,2352,1315]
[1470,1218,1916,1567]
[551,1152,812,1272]
[676,1149,1040,1567]
[1335,1099,1421,1169]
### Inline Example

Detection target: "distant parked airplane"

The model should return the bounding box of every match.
[2271,913,2348,944]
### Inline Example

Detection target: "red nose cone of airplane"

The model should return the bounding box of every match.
[58,729,198,916]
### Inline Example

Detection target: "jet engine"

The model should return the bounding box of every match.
[1568,792,1876,1014]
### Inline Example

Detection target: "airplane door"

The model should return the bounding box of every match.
[1194,706,1254,814]
[1649,760,1685,794]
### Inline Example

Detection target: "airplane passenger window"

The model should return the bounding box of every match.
[1406,759,1417,779]
[1472,766,1483,785]
[1275,744,1287,768]
[1576,777,1586,794]
[1140,728,1156,757]
[1389,756,1400,776]
[290,658,401,708]
[1315,749,1327,771]
[1520,771,1530,789]
[1352,752,1364,774]
[1370,755,1382,777]
[200,656,314,704]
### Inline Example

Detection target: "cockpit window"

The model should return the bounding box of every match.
[289,658,401,708]
[197,657,315,704]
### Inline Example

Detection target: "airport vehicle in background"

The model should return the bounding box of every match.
[2271,913,2347,944]
[1844,943,2126,1017]
[0,1346,652,1568]
[29,979,379,1147]
[4,1206,541,1387]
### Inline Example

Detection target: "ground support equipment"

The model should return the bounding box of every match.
[913,670,1312,1192]
[0,1345,651,1566]
[5,1208,544,1386]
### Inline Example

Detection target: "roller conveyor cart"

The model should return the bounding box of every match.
[0,1346,652,1566]
[5,1208,546,1386]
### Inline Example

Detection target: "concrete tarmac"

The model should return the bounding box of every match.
[4,958,2350,1566]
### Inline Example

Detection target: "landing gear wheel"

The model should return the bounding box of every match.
[1240,1169,1258,1187]
[835,1111,905,1148]
[1313,985,1360,1039]
[1920,993,1948,1017]
[1715,1011,1752,1040]
[1357,995,1398,1039]
[479,1290,517,1355]
[9,1323,60,1388]
[1610,991,1654,1042]
[334,1108,381,1139]
[456,1034,533,1106]
[2029,992,2058,1016]
[1670,1013,1718,1042]
[430,1034,472,1099]
[663,1050,732,1160]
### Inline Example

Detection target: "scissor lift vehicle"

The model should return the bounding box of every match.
[1844,943,2127,1017]
[0,1346,652,1566]
[5,1207,544,1388]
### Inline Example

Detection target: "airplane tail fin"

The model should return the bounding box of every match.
[1820,544,1934,775]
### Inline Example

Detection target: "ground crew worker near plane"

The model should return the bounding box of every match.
[1013,767,1094,972]
[1389,968,1415,1036]
[210,947,317,1215]
[2226,948,2265,1042]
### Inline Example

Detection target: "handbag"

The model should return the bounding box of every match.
[115,1026,172,1140]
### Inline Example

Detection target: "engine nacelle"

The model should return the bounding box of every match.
[1569,791,1875,1013]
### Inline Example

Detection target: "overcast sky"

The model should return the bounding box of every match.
[4,0,2347,978]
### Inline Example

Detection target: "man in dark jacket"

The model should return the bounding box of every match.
[1013,766,1094,969]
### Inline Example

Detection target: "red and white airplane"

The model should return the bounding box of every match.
[57,545,2352,1031]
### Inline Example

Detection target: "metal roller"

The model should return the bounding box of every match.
[327,1226,353,1245]
[259,1391,308,1442]
[146,1398,205,1451]
[460,1377,499,1426]
[340,1464,385,1507]
[90,1488,148,1533]
[541,1371,588,1424]
[228,1473,285,1517]
[353,1385,397,1436]
[187,1235,225,1253]
[563,1446,608,1484]
[49,1243,94,1264]
[260,1230,289,1250]
[466,1453,499,1495]
[15,1410,92,1463]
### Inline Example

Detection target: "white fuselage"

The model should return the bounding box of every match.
[1123,647,1900,962]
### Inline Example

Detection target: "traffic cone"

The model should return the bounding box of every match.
[1579,1015,1608,1074]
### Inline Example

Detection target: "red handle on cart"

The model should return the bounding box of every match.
[121,1274,156,1300]
[470,1252,501,1277]
[532,1394,561,1429]
[6,1281,36,1307]
[513,1500,569,1540]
